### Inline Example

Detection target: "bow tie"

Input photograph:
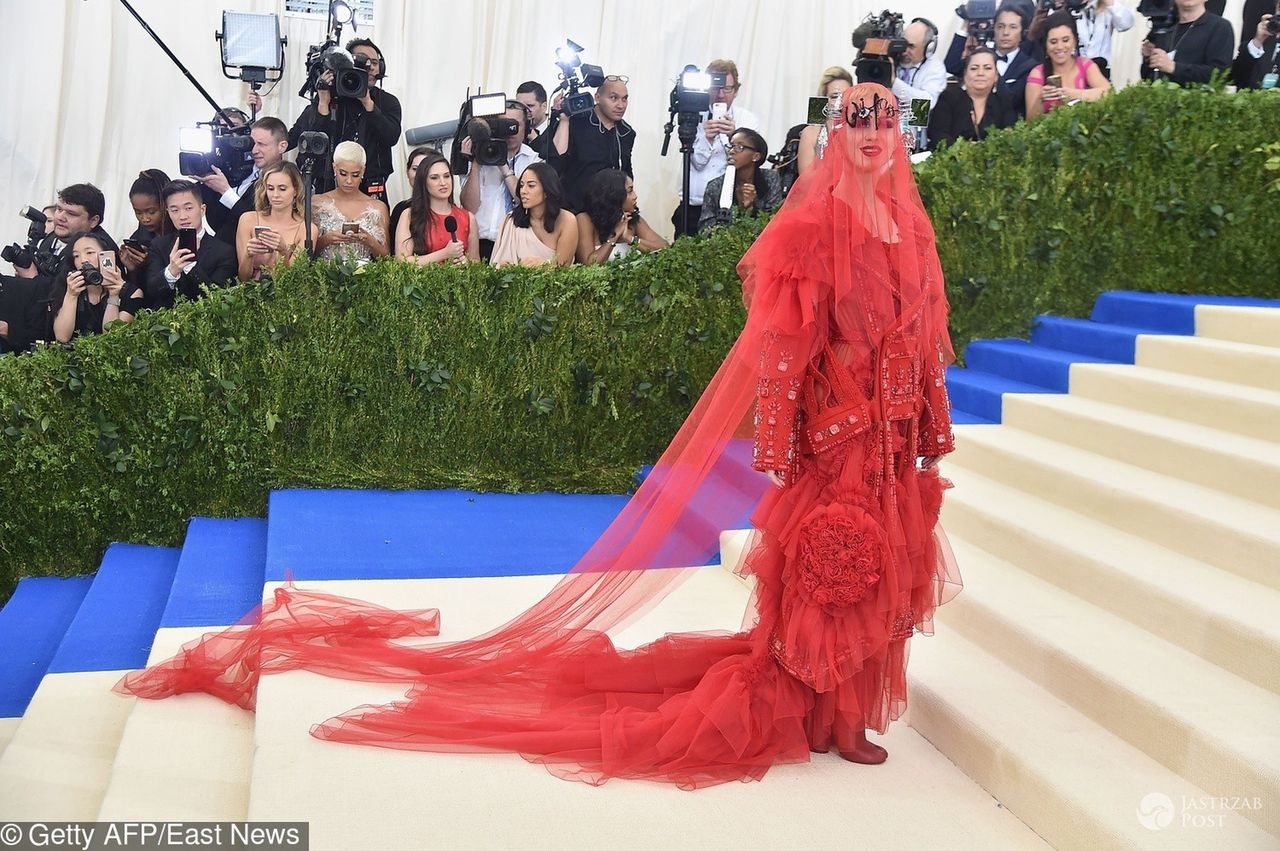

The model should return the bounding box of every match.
[998,55,1010,62]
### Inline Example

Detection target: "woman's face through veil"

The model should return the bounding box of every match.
[842,88,899,177]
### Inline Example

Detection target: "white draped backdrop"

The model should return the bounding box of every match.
[0,0,1246,242]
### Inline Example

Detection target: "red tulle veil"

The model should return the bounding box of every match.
[117,83,961,789]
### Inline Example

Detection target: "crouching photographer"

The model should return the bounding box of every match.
[49,232,134,343]
[290,38,402,201]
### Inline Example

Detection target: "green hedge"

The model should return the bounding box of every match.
[918,82,1280,348]
[0,220,763,599]
[4,83,1280,601]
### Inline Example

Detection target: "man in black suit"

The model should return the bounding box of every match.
[1141,0,1234,84]
[141,181,237,311]
[945,6,1042,117]
[1236,5,1280,87]
[208,117,290,246]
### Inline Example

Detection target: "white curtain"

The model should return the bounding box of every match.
[0,0,1246,244]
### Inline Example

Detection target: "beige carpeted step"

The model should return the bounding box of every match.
[1136,335,1280,392]
[1000,393,1280,509]
[939,465,1280,695]
[1069,363,1280,442]
[0,718,18,761]
[0,672,133,820]
[246,573,1044,850]
[939,536,1280,837]
[947,427,1280,590]
[906,631,1278,850]
[1195,305,1280,349]
[96,627,254,821]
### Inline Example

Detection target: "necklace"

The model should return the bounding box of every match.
[1170,17,1200,53]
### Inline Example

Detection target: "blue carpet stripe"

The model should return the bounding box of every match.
[265,490,630,581]
[161,517,267,628]
[47,544,180,674]
[0,576,93,716]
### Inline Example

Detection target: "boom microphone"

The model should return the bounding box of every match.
[404,119,460,146]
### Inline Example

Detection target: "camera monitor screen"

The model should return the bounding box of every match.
[470,93,507,118]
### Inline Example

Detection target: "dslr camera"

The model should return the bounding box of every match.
[956,0,1000,48]
[451,92,521,172]
[552,40,606,118]
[178,113,254,185]
[852,11,910,86]
[2,207,60,278]
[299,41,370,101]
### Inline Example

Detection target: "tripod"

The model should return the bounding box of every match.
[661,107,703,236]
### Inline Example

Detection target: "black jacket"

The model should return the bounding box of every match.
[1238,35,1280,87]
[927,86,1019,150]
[142,231,237,310]
[945,36,1041,118]
[289,87,402,194]
[546,111,636,213]
[1140,13,1234,85]
[214,179,259,246]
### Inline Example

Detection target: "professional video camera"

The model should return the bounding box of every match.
[448,92,521,173]
[178,117,254,185]
[956,0,1000,48]
[551,40,606,118]
[661,65,729,235]
[1137,0,1179,49]
[1038,0,1088,14]
[852,11,910,86]
[2,207,60,278]
[299,41,370,101]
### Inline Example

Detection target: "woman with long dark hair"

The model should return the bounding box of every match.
[389,146,435,240]
[699,128,783,231]
[121,84,961,787]
[395,153,479,266]
[49,231,129,342]
[489,162,577,267]
[575,169,667,265]
[1026,11,1111,120]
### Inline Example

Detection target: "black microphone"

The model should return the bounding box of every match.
[444,215,459,242]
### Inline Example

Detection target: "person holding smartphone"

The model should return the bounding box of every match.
[236,162,307,281]
[312,141,389,263]
[1025,12,1111,121]
[49,232,129,342]
[141,180,237,310]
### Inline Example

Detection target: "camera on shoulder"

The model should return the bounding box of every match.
[450,92,521,172]
[852,10,910,86]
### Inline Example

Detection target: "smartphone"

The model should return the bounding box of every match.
[711,101,728,121]
[807,96,828,125]
[341,221,360,234]
[1046,74,1063,89]
[99,250,116,274]
[122,238,149,254]
[254,225,273,238]
[178,228,198,254]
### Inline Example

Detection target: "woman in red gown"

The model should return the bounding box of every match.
[118,83,961,789]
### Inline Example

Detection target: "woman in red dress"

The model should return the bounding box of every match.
[393,152,481,265]
[118,83,961,788]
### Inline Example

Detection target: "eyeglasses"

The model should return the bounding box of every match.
[604,75,630,84]
[712,83,741,92]
[726,143,758,153]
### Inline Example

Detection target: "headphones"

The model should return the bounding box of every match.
[506,99,534,143]
[912,17,940,59]
[346,38,387,81]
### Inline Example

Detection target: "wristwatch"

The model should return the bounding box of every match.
[107,297,121,306]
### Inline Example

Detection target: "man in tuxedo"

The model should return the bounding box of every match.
[1236,5,1280,87]
[945,6,1041,117]
[142,181,237,311]
[207,117,290,246]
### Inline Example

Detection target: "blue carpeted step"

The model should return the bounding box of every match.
[945,367,1052,424]
[1029,315,1156,363]
[160,518,267,628]
[1090,292,1280,334]
[265,489,630,582]
[951,409,996,425]
[0,576,93,717]
[46,544,180,675]
[964,339,1121,393]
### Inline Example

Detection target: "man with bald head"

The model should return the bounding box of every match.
[893,18,949,108]
[548,76,635,212]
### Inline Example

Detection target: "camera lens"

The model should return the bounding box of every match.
[80,262,103,287]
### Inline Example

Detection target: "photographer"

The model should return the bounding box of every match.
[1030,0,1136,74]
[548,76,635,212]
[50,232,131,343]
[459,101,542,261]
[288,38,402,202]
[10,184,115,280]
[945,5,1041,117]
[194,107,253,237]
[206,117,291,246]
[894,20,949,108]
[1237,8,1280,87]
[142,180,237,310]
[1140,0,1233,84]
[670,59,761,238]
[516,81,557,158]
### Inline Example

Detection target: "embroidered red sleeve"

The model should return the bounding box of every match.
[752,332,804,482]
[918,338,955,456]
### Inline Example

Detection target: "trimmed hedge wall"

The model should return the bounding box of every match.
[3,83,1279,600]
[917,82,1280,346]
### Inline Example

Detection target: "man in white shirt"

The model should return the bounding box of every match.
[894,19,949,108]
[671,59,760,237]
[459,101,542,261]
